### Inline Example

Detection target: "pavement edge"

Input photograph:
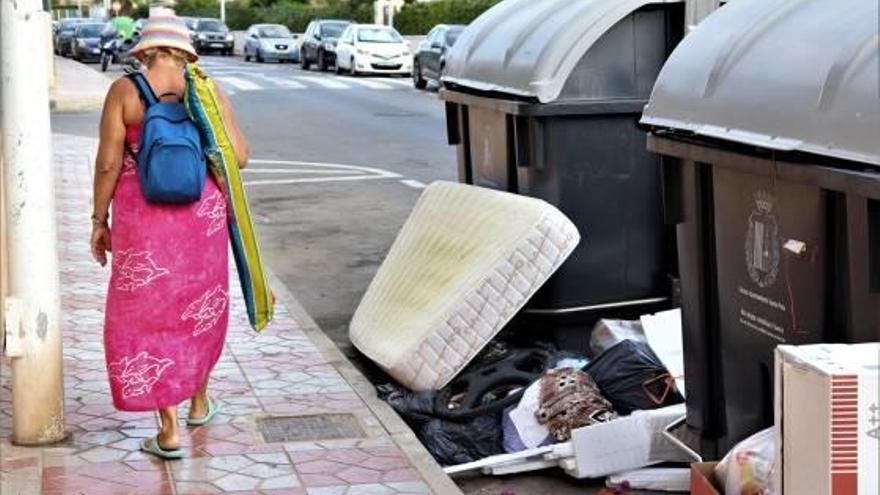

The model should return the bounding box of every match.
[265,269,464,495]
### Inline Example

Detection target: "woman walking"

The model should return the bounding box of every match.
[90,16,249,459]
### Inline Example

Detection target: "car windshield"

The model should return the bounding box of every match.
[59,20,80,32]
[198,20,228,32]
[357,27,402,43]
[319,23,347,38]
[446,28,463,46]
[258,25,289,38]
[77,24,104,37]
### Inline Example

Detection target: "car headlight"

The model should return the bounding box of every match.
[225,33,233,41]
[77,39,86,47]
[198,33,207,40]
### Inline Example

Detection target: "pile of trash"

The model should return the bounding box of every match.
[376,314,693,491]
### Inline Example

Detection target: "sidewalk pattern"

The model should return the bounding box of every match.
[1,134,434,494]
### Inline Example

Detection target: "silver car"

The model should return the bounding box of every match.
[244,24,299,63]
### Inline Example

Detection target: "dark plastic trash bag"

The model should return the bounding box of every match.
[585,340,684,415]
[377,383,504,465]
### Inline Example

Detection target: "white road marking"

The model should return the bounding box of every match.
[400,179,426,189]
[293,76,349,90]
[377,78,414,87]
[244,159,401,186]
[214,76,262,91]
[242,168,352,174]
[252,74,307,89]
[344,78,393,90]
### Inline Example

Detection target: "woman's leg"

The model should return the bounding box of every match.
[157,406,180,449]
[189,379,209,420]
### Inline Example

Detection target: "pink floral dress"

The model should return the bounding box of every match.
[103,124,229,411]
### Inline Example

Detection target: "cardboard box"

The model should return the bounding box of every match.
[690,462,722,495]
[775,343,879,495]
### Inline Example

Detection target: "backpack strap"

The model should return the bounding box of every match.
[126,72,158,107]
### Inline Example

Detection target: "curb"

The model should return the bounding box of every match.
[49,95,105,112]
[265,269,464,495]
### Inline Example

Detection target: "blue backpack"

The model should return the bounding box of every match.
[128,72,206,204]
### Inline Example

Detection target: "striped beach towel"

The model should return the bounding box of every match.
[184,64,274,331]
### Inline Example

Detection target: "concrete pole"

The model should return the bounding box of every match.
[1,0,66,445]
[220,0,225,24]
[685,0,720,32]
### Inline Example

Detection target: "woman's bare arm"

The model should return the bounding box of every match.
[214,82,249,169]
[93,78,128,222]
[90,78,128,266]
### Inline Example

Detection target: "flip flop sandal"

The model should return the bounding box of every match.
[186,397,221,427]
[139,436,184,460]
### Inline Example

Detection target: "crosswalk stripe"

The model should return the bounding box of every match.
[343,78,393,90]
[378,78,414,87]
[294,76,349,89]
[215,76,262,91]
[253,74,307,89]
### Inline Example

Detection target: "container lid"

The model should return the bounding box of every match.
[641,0,880,166]
[442,0,681,104]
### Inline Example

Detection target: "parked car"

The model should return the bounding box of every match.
[133,18,146,38]
[299,19,352,71]
[192,18,234,55]
[244,24,299,63]
[70,22,107,62]
[413,24,464,89]
[335,24,412,76]
[54,17,86,56]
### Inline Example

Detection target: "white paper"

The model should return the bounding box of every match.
[641,308,686,396]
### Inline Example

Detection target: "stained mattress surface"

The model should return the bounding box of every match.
[349,181,580,391]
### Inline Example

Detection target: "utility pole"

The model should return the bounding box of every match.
[1,0,66,445]
[685,0,720,32]
[220,0,225,24]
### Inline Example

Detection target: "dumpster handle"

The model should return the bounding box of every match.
[524,296,668,315]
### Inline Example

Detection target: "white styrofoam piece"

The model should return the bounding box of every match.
[567,404,689,479]
[349,181,580,391]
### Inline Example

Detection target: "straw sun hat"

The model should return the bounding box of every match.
[129,16,199,63]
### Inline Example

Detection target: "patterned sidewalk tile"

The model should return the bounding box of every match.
[287,445,421,488]
[41,460,173,494]
[169,453,301,493]
[305,482,431,495]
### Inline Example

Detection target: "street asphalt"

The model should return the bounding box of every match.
[51,55,660,495]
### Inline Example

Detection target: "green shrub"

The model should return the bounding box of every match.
[394,0,501,35]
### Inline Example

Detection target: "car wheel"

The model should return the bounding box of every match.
[301,54,311,70]
[317,50,327,71]
[335,58,343,74]
[244,48,251,62]
[413,60,427,89]
[256,48,264,63]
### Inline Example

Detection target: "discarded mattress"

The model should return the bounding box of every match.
[349,181,580,391]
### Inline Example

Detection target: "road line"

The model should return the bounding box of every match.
[344,78,393,90]
[244,158,402,186]
[293,76,350,89]
[242,168,354,174]
[378,78,414,87]
[215,76,262,91]
[400,179,427,189]
[252,74,307,89]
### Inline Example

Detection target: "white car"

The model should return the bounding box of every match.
[335,24,412,76]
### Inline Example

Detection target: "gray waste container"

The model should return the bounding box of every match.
[441,0,684,345]
[641,0,880,458]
